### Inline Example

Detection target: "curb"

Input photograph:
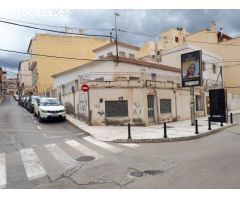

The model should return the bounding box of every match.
[66,115,91,136]
[114,123,238,143]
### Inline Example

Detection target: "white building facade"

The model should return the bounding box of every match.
[52,42,208,126]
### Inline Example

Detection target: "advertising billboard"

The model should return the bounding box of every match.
[181,50,203,87]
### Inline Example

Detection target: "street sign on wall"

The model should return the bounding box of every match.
[181,50,203,87]
[81,84,89,92]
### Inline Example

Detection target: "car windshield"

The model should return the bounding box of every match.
[40,99,60,106]
[31,96,38,102]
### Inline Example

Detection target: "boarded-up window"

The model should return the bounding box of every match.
[160,99,172,113]
[105,100,128,117]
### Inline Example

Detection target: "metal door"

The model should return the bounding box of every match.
[147,95,155,123]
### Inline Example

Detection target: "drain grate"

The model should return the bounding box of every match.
[143,170,164,175]
[76,156,95,162]
[130,171,144,177]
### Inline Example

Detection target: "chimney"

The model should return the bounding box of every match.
[210,21,217,32]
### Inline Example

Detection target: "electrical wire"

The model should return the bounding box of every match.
[0,17,113,32]
[0,48,114,62]
[0,19,114,39]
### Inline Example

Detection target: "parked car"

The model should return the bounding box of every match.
[20,96,26,107]
[34,97,66,122]
[13,94,19,101]
[28,96,39,113]
[23,96,30,109]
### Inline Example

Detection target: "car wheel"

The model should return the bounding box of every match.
[38,112,43,122]
[34,111,37,117]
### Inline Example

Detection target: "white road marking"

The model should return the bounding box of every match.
[73,133,84,136]
[45,144,78,169]
[119,143,141,148]
[0,153,6,188]
[20,148,47,180]
[42,133,62,139]
[65,140,103,160]
[83,136,123,153]
[37,125,42,130]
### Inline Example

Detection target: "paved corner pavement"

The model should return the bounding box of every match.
[66,111,240,142]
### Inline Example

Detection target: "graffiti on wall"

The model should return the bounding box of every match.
[78,93,88,113]
[133,101,142,117]
[95,101,105,117]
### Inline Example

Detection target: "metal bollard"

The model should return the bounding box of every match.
[195,119,199,134]
[208,117,212,130]
[128,123,132,139]
[230,113,233,124]
[163,122,167,138]
[220,115,223,127]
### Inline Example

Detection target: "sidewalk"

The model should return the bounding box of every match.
[66,111,240,143]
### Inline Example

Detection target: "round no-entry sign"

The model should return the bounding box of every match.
[81,84,89,92]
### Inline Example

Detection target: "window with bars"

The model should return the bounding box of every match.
[129,53,135,59]
[119,51,126,58]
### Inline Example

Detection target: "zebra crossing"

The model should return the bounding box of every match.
[0,138,141,188]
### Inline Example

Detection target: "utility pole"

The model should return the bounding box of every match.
[114,12,119,66]
[190,86,196,126]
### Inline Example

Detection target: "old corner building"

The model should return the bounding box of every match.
[52,42,208,126]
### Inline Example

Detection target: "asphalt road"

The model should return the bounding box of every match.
[1,95,240,189]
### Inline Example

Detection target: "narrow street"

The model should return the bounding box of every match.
[0,96,240,188]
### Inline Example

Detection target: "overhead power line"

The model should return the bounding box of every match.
[0,19,114,39]
[118,29,156,37]
[0,48,114,62]
[0,17,113,32]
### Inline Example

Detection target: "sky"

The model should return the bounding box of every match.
[1,9,240,78]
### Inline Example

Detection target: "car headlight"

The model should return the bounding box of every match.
[40,109,48,113]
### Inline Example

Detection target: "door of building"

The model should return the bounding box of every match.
[147,95,155,124]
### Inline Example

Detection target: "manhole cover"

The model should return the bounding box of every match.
[130,171,144,177]
[76,156,95,162]
[143,170,164,175]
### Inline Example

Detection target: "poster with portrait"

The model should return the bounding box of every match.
[181,50,202,87]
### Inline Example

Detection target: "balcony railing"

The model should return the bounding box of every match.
[78,72,179,84]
